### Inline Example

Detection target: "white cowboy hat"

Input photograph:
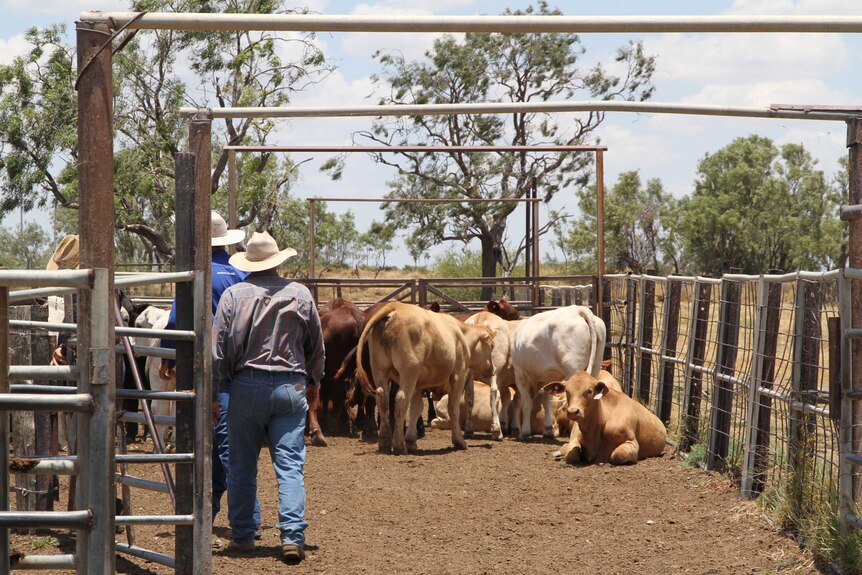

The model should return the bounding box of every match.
[46,235,80,270]
[229,231,297,272]
[211,211,245,247]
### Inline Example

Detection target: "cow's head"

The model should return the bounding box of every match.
[542,372,608,422]
[467,325,496,380]
[485,299,520,320]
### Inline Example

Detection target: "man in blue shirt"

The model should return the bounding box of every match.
[159,211,261,540]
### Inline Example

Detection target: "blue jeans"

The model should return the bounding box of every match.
[212,391,261,527]
[227,369,309,547]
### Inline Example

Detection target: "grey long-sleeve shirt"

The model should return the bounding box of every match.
[212,273,325,392]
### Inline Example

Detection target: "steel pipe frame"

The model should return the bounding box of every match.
[0,510,92,529]
[7,319,195,342]
[115,543,175,569]
[0,269,92,289]
[7,270,194,303]
[0,394,93,412]
[113,342,177,360]
[10,460,77,475]
[7,365,79,381]
[225,144,607,152]
[82,12,862,34]
[10,554,76,570]
[182,101,855,122]
[116,514,193,526]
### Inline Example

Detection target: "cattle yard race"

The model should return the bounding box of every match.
[3,8,862,575]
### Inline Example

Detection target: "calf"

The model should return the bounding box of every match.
[544,371,666,465]
[318,298,365,439]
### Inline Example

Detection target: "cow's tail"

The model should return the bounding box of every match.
[578,307,601,378]
[355,301,399,397]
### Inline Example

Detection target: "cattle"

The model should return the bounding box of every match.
[549,369,623,438]
[544,371,666,465]
[432,383,548,436]
[463,311,521,439]
[317,298,365,440]
[510,305,606,440]
[356,301,494,454]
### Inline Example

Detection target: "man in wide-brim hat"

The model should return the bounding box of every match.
[213,231,323,563]
[46,234,80,271]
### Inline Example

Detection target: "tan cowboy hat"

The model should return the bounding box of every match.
[211,211,245,247]
[229,231,297,272]
[46,235,80,270]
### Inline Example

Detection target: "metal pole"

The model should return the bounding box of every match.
[77,15,116,573]
[228,149,238,253]
[846,118,862,509]
[309,199,317,279]
[85,12,862,34]
[179,101,855,122]
[187,117,214,575]
[0,287,9,574]
[531,181,540,309]
[596,150,606,317]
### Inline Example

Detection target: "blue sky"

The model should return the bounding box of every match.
[2,0,862,266]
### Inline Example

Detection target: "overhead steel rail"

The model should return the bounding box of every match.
[181,101,858,122]
[82,12,862,33]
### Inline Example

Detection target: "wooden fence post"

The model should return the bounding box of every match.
[602,277,613,372]
[681,281,712,452]
[10,305,54,513]
[656,279,681,425]
[789,279,822,522]
[636,273,656,404]
[623,276,638,396]
[707,278,741,471]
[741,276,783,497]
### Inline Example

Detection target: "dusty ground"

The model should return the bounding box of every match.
[12,429,827,575]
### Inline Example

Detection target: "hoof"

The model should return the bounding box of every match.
[406,441,418,453]
[378,438,392,453]
[565,446,582,465]
[453,441,468,451]
[553,450,563,461]
[491,428,503,441]
[310,429,328,447]
[392,443,408,455]
[542,426,556,439]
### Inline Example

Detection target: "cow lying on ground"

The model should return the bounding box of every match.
[432,382,551,436]
[356,301,494,454]
[544,371,666,465]
[511,305,606,440]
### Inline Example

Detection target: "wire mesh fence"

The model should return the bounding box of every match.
[605,271,849,530]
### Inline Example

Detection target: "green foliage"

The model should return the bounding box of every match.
[554,170,678,274]
[0,223,51,269]
[30,535,60,549]
[681,443,707,469]
[676,135,844,275]
[430,249,484,302]
[348,1,656,283]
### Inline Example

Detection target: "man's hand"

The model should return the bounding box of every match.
[212,400,220,426]
[158,360,175,381]
[50,346,68,366]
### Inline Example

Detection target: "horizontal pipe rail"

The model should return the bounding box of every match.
[115,271,194,288]
[118,413,177,427]
[844,453,862,467]
[10,459,77,475]
[116,326,195,341]
[230,145,607,153]
[115,514,193,526]
[116,474,169,493]
[179,100,853,121]
[10,385,75,394]
[113,343,176,360]
[0,394,93,412]
[115,544,175,569]
[8,320,76,333]
[844,513,862,530]
[0,510,91,529]
[116,389,194,401]
[844,390,862,400]
[7,366,79,382]
[8,286,76,303]
[85,12,862,34]
[0,270,92,289]
[11,554,76,570]
[840,204,862,221]
[116,453,193,464]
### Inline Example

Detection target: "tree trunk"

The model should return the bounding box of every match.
[479,233,499,301]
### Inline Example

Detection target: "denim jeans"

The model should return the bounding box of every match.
[227,369,309,547]
[212,391,261,528]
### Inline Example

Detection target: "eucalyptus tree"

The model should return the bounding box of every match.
[346,2,655,293]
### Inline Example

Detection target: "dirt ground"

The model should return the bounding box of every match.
[12,428,829,575]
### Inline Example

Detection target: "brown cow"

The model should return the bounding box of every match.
[317,298,365,441]
[549,369,623,438]
[356,301,494,454]
[543,371,666,465]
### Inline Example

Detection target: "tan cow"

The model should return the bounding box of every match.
[432,383,548,436]
[548,369,622,438]
[463,311,521,439]
[356,301,494,454]
[543,371,666,465]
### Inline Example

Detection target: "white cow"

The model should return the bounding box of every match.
[463,311,521,440]
[133,306,176,448]
[511,305,606,440]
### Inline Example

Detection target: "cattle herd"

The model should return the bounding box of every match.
[122,297,667,466]
[318,298,667,466]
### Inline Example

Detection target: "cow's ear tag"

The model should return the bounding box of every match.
[594,390,605,400]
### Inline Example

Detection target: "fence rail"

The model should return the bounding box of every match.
[604,271,855,532]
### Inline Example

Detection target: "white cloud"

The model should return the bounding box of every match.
[0,33,29,65]
[2,0,128,18]
[729,0,862,15]
[682,78,854,107]
[649,32,847,85]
